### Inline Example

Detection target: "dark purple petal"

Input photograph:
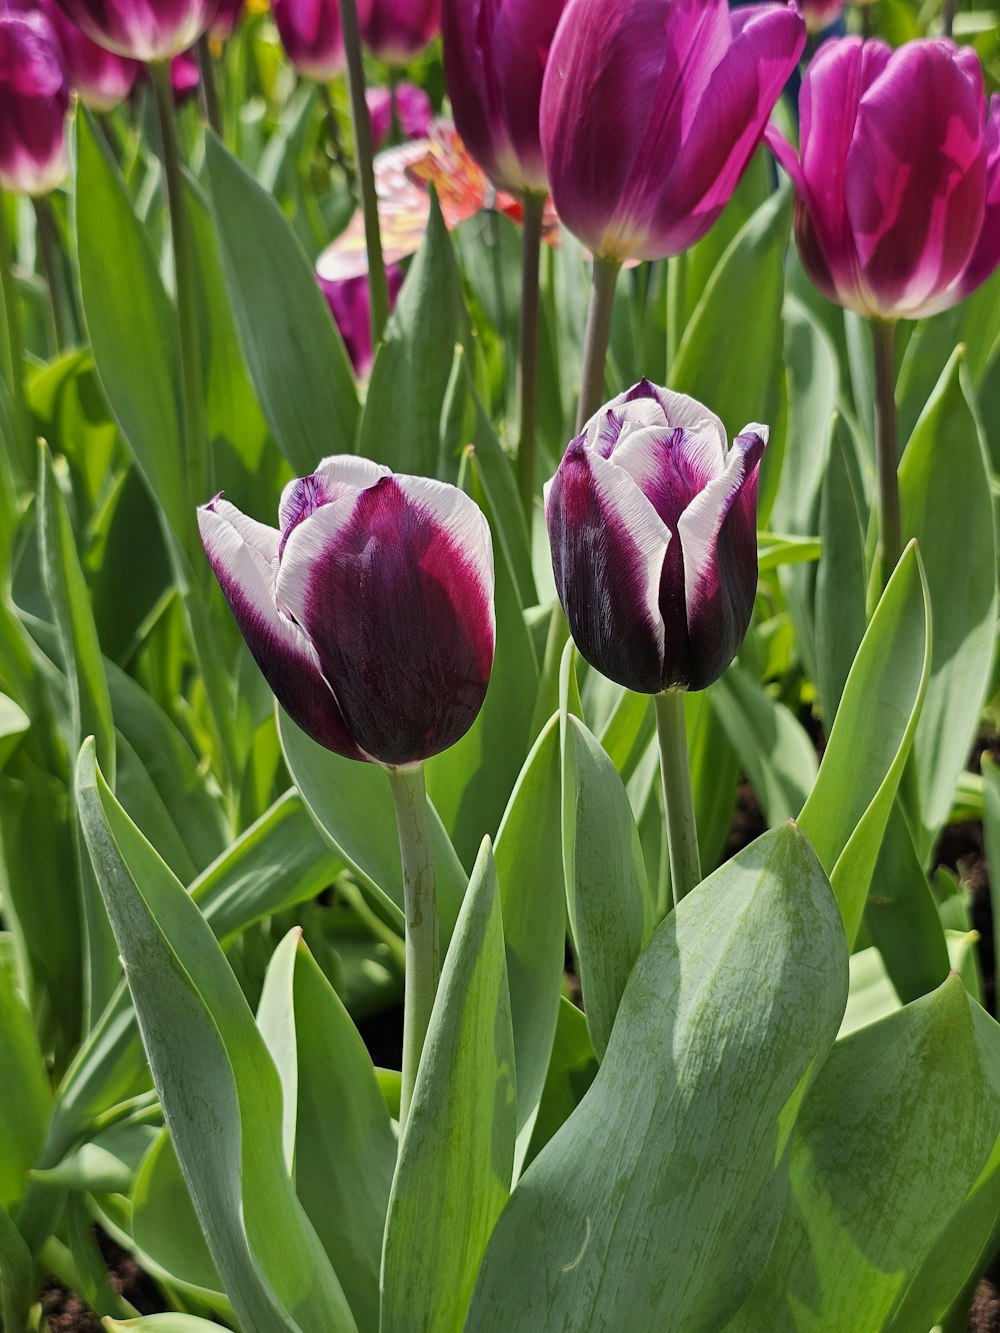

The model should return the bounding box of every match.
[198,500,366,762]
[278,455,391,555]
[277,476,495,766]
[960,95,1000,298]
[545,440,668,694]
[52,0,220,60]
[271,0,343,81]
[0,13,68,196]
[360,0,439,64]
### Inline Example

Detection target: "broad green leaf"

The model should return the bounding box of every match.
[381,839,516,1333]
[814,424,868,720]
[360,191,473,481]
[839,946,901,1040]
[0,691,28,769]
[257,932,396,1333]
[798,543,931,943]
[33,1121,157,1195]
[279,708,466,937]
[106,1318,227,1331]
[465,824,849,1333]
[982,756,1000,993]
[522,997,597,1169]
[204,133,359,474]
[0,960,50,1212]
[686,689,740,875]
[898,349,997,861]
[731,976,1000,1332]
[0,1199,32,1333]
[561,714,650,1058]
[76,740,358,1333]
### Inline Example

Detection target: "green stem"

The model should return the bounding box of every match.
[196,34,223,136]
[337,0,389,342]
[149,61,207,537]
[32,195,68,354]
[516,191,546,521]
[389,67,402,145]
[576,256,621,430]
[319,81,353,183]
[860,3,873,39]
[666,253,686,373]
[940,0,955,37]
[0,191,30,485]
[871,317,901,587]
[654,689,702,908]
[387,763,439,1128]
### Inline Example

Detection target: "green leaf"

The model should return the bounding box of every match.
[381,839,516,1333]
[204,133,359,475]
[982,756,1000,990]
[731,976,1000,1331]
[898,349,997,861]
[0,1199,32,1333]
[465,824,848,1333]
[359,191,473,481]
[686,690,740,875]
[798,543,931,944]
[0,960,50,1212]
[76,740,358,1333]
[256,931,396,1333]
[0,691,28,769]
[522,997,597,1169]
[561,714,650,1058]
[814,424,868,720]
[105,1317,229,1332]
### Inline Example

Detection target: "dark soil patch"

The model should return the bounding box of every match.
[41,1229,173,1333]
[723,779,767,862]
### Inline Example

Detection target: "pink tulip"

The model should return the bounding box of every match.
[767,37,1000,320]
[366,81,432,148]
[38,0,139,109]
[442,0,568,197]
[317,263,405,375]
[210,0,243,38]
[540,0,805,262]
[51,0,221,61]
[359,0,439,65]
[0,10,69,195]
[271,0,342,81]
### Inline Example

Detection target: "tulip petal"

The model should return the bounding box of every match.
[613,423,726,531]
[546,441,669,694]
[959,94,1000,299]
[198,501,366,762]
[278,455,390,549]
[277,476,494,766]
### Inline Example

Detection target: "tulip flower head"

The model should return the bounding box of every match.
[210,0,243,39]
[200,458,495,767]
[359,0,440,65]
[0,10,69,195]
[318,263,405,376]
[39,0,139,110]
[271,0,343,81]
[442,0,568,197]
[540,0,805,262]
[366,81,432,148]
[51,0,221,60]
[767,37,1000,320]
[546,381,766,693]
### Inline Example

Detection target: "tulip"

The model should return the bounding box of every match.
[798,0,841,31]
[366,81,432,148]
[210,0,243,38]
[271,0,343,80]
[359,0,439,65]
[50,0,221,61]
[0,11,69,195]
[39,0,139,110]
[546,380,766,694]
[441,0,568,198]
[767,37,1000,321]
[169,47,200,101]
[318,263,405,375]
[199,456,496,766]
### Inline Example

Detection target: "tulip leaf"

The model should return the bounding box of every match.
[105,1318,227,1332]
[0,692,28,771]
[772,295,839,538]
[982,757,1000,990]
[256,932,396,1333]
[76,739,359,1333]
[798,542,931,944]
[359,190,473,481]
[73,110,187,542]
[0,958,50,1213]
[381,839,516,1333]
[0,1200,32,1333]
[814,423,868,721]
[561,713,650,1058]
[465,824,849,1333]
[898,348,997,862]
[278,709,467,937]
[522,997,598,1170]
[204,132,359,475]
[730,976,1000,1332]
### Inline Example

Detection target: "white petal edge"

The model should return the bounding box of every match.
[278,455,392,529]
[203,498,279,564]
[275,488,366,629]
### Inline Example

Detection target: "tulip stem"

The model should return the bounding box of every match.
[337,0,390,344]
[655,689,702,909]
[516,191,546,521]
[0,191,30,485]
[32,196,69,355]
[388,763,440,1128]
[871,318,901,586]
[577,257,620,430]
[197,35,223,136]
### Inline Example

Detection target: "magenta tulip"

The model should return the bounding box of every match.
[210,0,242,38]
[366,81,432,148]
[271,0,342,81]
[38,0,139,109]
[546,380,765,693]
[200,458,495,766]
[442,0,568,197]
[540,0,805,262]
[359,0,439,65]
[768,37,1000,320]
[318,263,405,375]
[0,11,69,195]
[50,0,221,60]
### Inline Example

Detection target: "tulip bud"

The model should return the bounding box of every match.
[366,81,432,148]
[540,0,805,262]
[0,11,69,196]
[317,263,405,375]
[271,0,343,81]
[546,380,766,693]
[199,457,495,766]
[767,37,1000,320]
[39,0,139,110]
[442,0,568,197]
[210,0,244,39]
[50,0,221,61]
[359,0,440,65]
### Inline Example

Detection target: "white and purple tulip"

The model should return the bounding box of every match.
[199,457,496,767]
[545,380,766,694]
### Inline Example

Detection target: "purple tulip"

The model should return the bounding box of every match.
[210,0,242,38]
[38,0,139,109]
[271,0,343,81]
[0,11,69,196]
[545,380,766,693]
[318,263,405,375]
[767,37,1000,320]
[539,0,805,262]
[442,0,568,197]
[366,81,432,149]
[359,0,439,65]
[199,458,496,766]
[50,0,221,60]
